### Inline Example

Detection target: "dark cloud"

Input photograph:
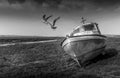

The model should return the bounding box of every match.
[33,0,61,4]
[91,0,120,5]
[7,0,26,4]
[33,0,44,4]
[4,0,62,9]
[63,0,120,8]
[5,0,120,7]
[6,0,62,6]
[86,0,120,9]
[1,0,120,12]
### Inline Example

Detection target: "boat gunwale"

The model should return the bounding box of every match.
[61,34,107,47]
[69,34,106,38]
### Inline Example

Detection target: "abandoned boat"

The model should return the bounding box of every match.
[61,22,107,67]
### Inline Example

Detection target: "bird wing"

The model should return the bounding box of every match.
[53,16,60,26]
[42,14,46,20]
[46,15,53,21]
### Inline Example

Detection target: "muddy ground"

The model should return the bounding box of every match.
[0,36,119,78]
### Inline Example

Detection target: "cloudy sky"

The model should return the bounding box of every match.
[0,0,120,36]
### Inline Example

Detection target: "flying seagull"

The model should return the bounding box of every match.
[48,16,60,30]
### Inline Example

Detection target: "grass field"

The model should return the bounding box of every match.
[0,36,62,44]
[0,36,120,78]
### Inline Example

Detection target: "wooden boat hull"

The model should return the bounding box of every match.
[62,35,106,64]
